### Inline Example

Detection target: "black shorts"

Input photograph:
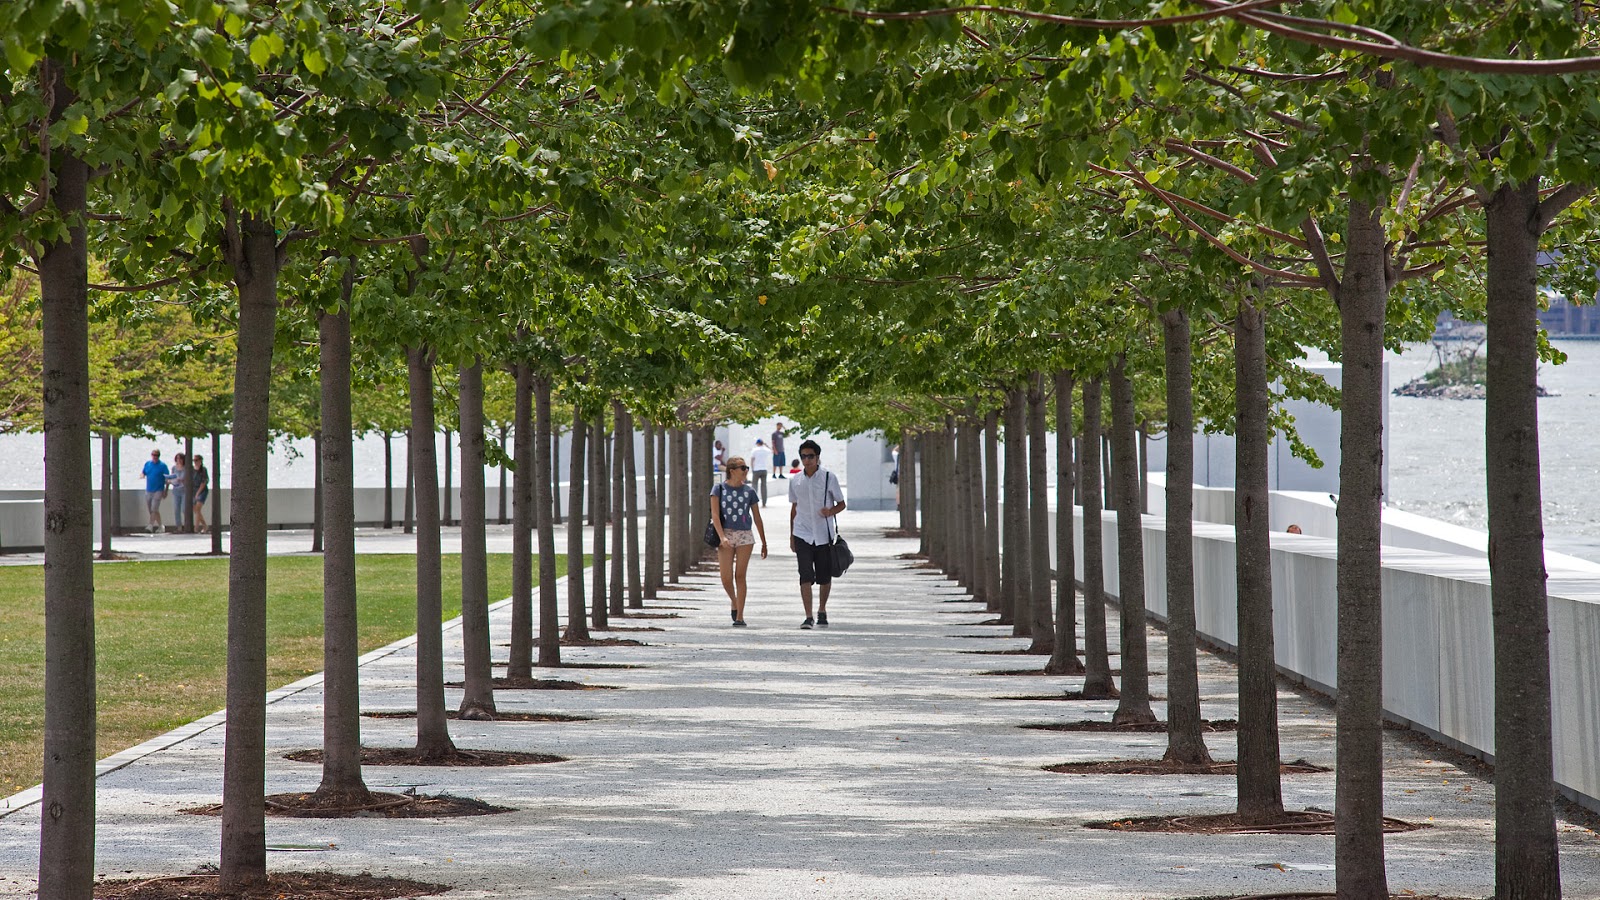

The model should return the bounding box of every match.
[795,539,834,585]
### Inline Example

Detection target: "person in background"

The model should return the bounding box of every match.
[141,449,169,533]
[191,454,210,532]
[167,452,189,533]
[714,439,726,473]
[749,438,773,506]
[710,456,766,627]
[788,439,845,629]
[771,423,788,479]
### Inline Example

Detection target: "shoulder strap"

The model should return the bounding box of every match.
[826,471,841,543]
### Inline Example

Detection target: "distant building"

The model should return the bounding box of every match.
[1537,293,1600,336]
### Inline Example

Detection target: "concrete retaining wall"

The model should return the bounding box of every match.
[1052,495,1600,813]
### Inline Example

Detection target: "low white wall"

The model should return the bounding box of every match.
[1052,496,1600,813]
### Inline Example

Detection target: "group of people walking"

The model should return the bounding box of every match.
[139,448,210,534]
[709,434,846,629]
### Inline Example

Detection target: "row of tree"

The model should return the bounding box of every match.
[8,2,1599,899]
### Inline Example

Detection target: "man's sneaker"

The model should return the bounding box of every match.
[800,617,814,629]
[816,612,829,628]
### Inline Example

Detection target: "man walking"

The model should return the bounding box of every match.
[750,438,773,506]
[771,423,788,478]
[141,448,170,533]
[788,439,845,629]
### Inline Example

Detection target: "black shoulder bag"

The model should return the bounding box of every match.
[826,471,854,577]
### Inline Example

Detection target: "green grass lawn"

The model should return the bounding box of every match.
[0,553,550,795]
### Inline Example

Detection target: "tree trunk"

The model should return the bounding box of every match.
[693,427,714,568]
[219,211,279,889]
[534,375,561,668]
[508,364,535,680]
[383,432,394,529]
[457,360,495,720]
[616,403,639,609]
[1046,372,1083,675]
[643,420,661,599]
[185,436,196,533]
[983,413,1001,612]
[947,416,960,586]
[313,298,371,803]
[407,346,455,760]
[35,65,96,894]
[310,431,323,553]
[498,427,509,526]
[442,429,453,527]
[1109,357,1155,726]
[591,413,609,630]
[403,427,414,535]
[963,416,986,604]
[551,425,563,524]
[1334,201,1389,893]
[916,433,930,557]
[1161,310,1211,765]
[211,432,223,555]
[566,419,590,641]
[99,432,114,560]
[669,428,687,582]
[1079,377,1116,699]
[1027,373,1056,654]
[1485,179,1561,900]
[1235,292,1283,823]
[1003,389,1029,634]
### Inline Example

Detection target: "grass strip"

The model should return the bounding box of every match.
[0,552,557,795]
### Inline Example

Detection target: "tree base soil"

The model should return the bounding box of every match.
[283,747,566,767]
[181,792,512,819]
[1044,758,1327,776]
[960,647,1057,655]
[994,691,1127,701]
[95,871,448,899]
[978,668,1135,677]
[1087,810,1426,835]
[363,711,594,723]
[543,636,647,647]
[592,625,666,632]
[607,612,681,619]
[486,661,643,671]
[1021,718,1232,733]
[480,676,622,690]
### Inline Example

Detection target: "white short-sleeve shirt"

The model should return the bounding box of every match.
[788,466,844,545]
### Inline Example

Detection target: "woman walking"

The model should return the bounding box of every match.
[191,454,210,532]
[711,456,766,626]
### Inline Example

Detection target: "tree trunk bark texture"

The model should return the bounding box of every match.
[591,414,610,630]
[566,419,590,641]
[1109,358,1155,726]
[407,346,455,760]
[36,67,96,895]
[1334,201,1390,895]
[219,212,279,888]
[951,417,969,590]
[643,420,661,598]
[1161,311,1211,765]
[669,428,688,582]
[1234,293,1283,823]
[457,360,495,719]
[403,427,414,535]
[534,376,561,668]
[1047,372,1082,675]
[508,364,535,680]
[1079,378,1116,699]
[1027,375,1056,654]
[963,416,985,604]
[1003,392,1028,632]
[982,414,1001,612]
[1485,179,1561,900]
[313,293,371,804]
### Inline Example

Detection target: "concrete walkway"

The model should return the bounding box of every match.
[2,511,1598,898]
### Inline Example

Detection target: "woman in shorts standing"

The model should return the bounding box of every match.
[710,456,766,626]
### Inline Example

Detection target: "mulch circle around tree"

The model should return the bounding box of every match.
[965,619,1010,626]
[284,747,565,767]
[477,663,644,674]
[994,691,1125,701]
[184,791,512,820]
[1086,810,1426,835]
[959,647,1055,655]
[475,676,622,690]
[608,612,682,619]
[1186,894,1466,900]
[363,710,594,723]
[534,636,648,647]
[977,668,1132,677]
[95,870,448,899]
[594,625,666,632]
[1021,717,1230,733]
[1042,758,1327,776]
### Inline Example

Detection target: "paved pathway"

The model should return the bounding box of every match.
[2,511,1599,898]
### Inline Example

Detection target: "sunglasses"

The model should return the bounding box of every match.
[799,453,818,459]
[728,465,749,471]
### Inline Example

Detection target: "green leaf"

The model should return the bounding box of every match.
[303,47,327,75]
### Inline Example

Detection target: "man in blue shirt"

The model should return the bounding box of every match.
[141,449,170,533]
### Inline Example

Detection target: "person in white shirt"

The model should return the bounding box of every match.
[749,439,774,506]
[787,439,846,629]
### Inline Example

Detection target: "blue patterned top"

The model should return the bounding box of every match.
[711,483,760,531]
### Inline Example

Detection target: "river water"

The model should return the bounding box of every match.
[2,341,1597,558]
